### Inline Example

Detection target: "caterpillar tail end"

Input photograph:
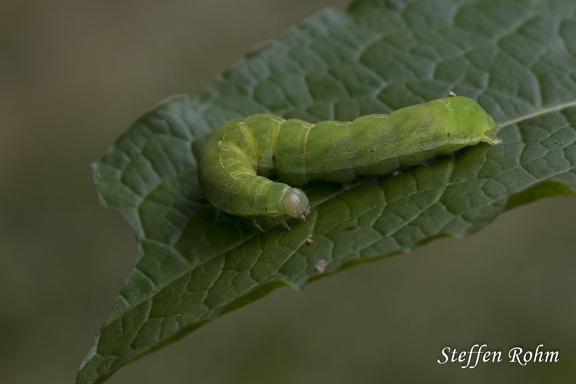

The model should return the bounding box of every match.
[281,188,311,220]
[484,130,502,146]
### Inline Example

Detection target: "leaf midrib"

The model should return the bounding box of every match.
[499,100,576,129]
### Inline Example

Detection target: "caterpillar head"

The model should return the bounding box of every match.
[281,188,310,220]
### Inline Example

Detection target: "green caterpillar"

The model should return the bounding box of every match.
[198,95,500,219]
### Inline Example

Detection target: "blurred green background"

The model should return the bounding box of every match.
[2,1,576,383]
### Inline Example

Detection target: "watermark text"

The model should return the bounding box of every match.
[437,344,558,368]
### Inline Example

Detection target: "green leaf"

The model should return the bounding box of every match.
[78,0,576,382]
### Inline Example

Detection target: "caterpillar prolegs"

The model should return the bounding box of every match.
[198,95,500,219]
